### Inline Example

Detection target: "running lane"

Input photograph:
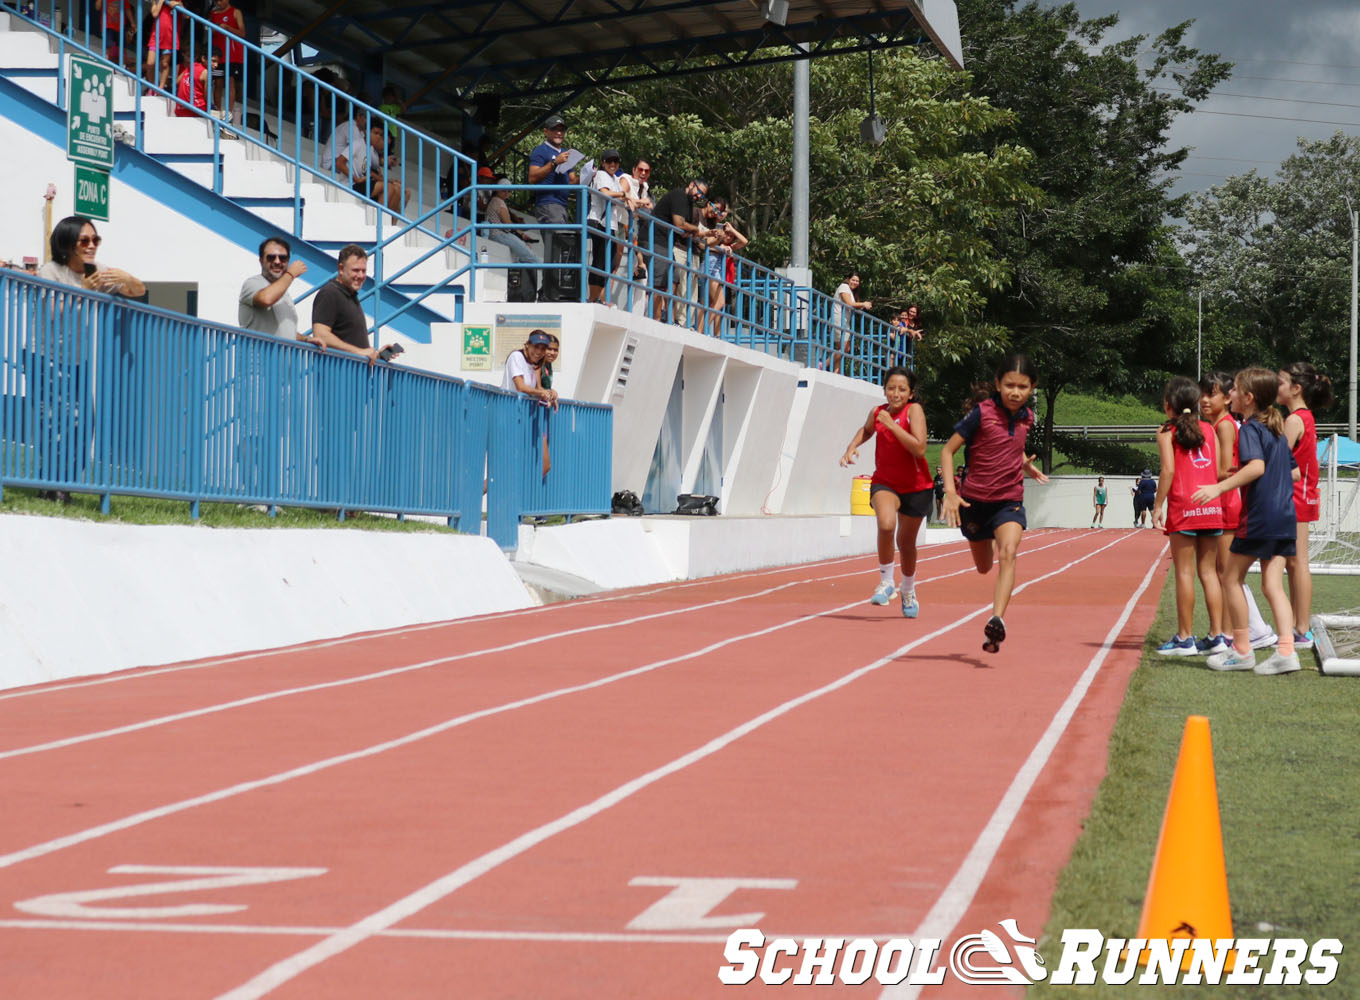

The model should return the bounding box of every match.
[0,530,1166,998]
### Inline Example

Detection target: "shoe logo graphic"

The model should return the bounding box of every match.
[949,918,1048,985]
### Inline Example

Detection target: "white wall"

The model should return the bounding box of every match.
[1024,475,1141,529]
[0,514,534,690]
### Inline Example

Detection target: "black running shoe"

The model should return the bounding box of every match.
[982,615,1006,654]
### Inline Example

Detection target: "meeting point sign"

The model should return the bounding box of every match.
[718,922,1343,987]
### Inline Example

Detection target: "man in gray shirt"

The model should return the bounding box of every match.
[239,236,316,342]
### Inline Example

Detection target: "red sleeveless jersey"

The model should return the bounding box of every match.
[209,5,244,63]
[1213,413,1242,531]
[1164,421,1226,533]
[174,61,207,116]
[1291,407,1320,523]
[871,403,931,494]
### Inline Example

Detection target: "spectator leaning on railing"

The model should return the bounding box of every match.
[239,237,322,346]
[697,197,747,337]
[501,330,558,407]
[651,177,709,326]
[38,215,146,297]
[310,244,381,362]
[831,272,873,375]
[587,149,627,304]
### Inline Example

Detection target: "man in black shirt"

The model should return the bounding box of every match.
[311,244,378,362]
[649,178,708,326]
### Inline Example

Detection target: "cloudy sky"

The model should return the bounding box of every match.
[1056,0,1360,199]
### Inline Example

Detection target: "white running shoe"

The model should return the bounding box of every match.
[1249,631,1278,650]
[1207,647,1256,671]
[900,591,918,619]
[1255,651,1301,675]
[870,581,896,606]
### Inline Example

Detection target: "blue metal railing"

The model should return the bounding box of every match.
[0,270,610,546]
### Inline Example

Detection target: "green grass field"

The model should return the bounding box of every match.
[1032,573,1360,997]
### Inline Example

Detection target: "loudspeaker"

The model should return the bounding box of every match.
[539,230,581,302]
[506,267,536,302]
[474,94,502,126]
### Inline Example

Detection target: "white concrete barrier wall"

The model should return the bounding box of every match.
[0,515,535,691]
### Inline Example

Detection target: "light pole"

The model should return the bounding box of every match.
[1350,205,1357,441]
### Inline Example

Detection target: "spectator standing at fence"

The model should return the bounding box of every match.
[540,334,560,391]
[651,178,709,327]
[310,245,379,361]
[501,330,558,406]
[586,150,627,304]
[698,198,746,337]
[528,115,578,299]
[831,273,873,375]
[145,0,181,91]
[239,237,322,344]
[94,0,133,69]
[207,0,245,126]
[38,215,145,297]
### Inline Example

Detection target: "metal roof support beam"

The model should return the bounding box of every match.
[273,0,356,60]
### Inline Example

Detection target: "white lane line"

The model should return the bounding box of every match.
[0,537,1016,761]
[0,534,1103,873]
[212,533,1139,1000]
[0,548,909,703]
[877,540,1168,1000]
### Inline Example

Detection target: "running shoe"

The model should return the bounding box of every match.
[1194,634,1230,655]
[1293,630,1315,651]
[1249,630,1278,650]
[1206,647,1256,671]
[1255,651,1302,675]
[1157,635,1199,657]
[869,581,896,606]
[982,615,1006,654]
[900,590,918,619]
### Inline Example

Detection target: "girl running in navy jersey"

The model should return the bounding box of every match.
[940,354,1049,654]
[1152,377,1226,656]
[1193,368,1299,675]
[1278,362,1334,651]
[841,366,931,618]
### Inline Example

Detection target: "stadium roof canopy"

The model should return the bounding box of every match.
[260,0,962,112]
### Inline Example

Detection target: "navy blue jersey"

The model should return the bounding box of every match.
[1236,418,1297,541]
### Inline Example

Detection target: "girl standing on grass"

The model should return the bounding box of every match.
[840,366,931,618]
[1152,377,1226,656]
[1278,361,1334,651]
[940,354,1049,654]
[1200,371,1277,649]
[1192,368,1300,675]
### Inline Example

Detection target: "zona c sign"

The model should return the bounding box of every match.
[74,164,110,222]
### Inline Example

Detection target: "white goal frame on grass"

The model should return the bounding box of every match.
[1311,614,1360,676]
[1310,435,1360,575]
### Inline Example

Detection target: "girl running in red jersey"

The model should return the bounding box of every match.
[840,366,931,618]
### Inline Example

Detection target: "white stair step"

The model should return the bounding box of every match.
[142,114,215,153]
[0,28,57,67]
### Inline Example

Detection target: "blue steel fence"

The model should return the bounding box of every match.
[0,271,610,546]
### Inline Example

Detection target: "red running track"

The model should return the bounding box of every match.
[0,528,1167,998]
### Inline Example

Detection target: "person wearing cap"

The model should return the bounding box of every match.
[528,115,580,299]
[586,149,626,304]
[501,330,558,406]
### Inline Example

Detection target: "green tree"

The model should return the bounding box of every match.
[515,48,1038,327]
[1183,131,1359,397]
[954,0,1230,469]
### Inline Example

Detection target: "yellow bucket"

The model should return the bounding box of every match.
[850,475,874,515]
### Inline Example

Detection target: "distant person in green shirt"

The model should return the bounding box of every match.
[1091,475,1108,529]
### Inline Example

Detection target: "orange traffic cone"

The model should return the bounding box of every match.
[1129,715,1236,970]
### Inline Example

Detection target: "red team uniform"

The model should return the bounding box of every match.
[1212,412,1243,530]
[1290,407,1320,523]
[870,404,931,495]
[1163,420,1225,534]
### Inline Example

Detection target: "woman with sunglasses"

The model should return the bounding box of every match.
[37,216,145,297]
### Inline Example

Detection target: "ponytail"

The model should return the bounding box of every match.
[1162,376,1205,451]
[1284,361,1335,411]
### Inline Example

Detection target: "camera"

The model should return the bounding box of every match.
[377,342,405,361]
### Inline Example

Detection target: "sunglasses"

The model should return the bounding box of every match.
[264,253,290,263]
[77,235,102,248]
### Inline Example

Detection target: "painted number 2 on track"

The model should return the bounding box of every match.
[13,865,328,919]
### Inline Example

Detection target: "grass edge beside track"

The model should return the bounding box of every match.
[1031,574,1360,999]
